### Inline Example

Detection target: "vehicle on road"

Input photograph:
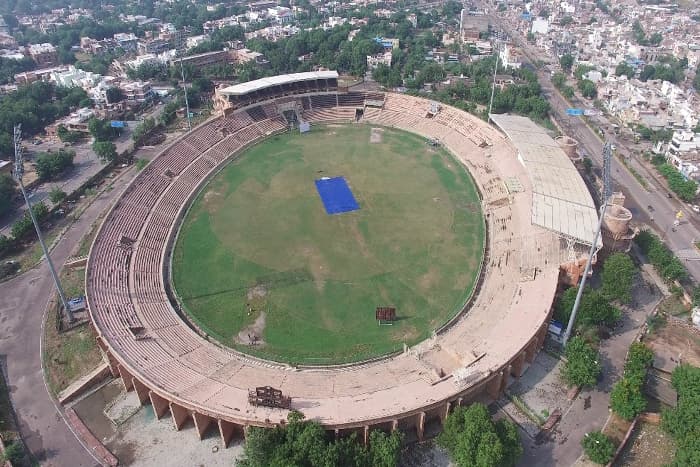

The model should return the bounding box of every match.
[648,205,654,212]
[692,205,700,213]
[667,192,673,198]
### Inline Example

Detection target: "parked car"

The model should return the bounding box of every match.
[692,205,700,213]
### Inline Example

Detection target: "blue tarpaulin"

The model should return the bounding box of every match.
[566,108,584,116]
[314,177,360,215]
[110,120,126,128]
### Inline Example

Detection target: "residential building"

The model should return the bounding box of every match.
[122,80,154,103]
[27,43,58,66]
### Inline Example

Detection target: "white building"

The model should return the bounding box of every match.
[51,65,101,89]
[531,18,549,35]
[499,44,521,69]
[366,52,392,70]
[666,131,700,180]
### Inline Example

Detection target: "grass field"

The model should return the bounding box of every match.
[172,124,484,364]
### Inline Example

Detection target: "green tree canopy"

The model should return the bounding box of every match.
[610,377,647,420]
[92,140,117,162]
[35,149,75,181]
[559,54,574,73]
[615,61,635,79]
[601,253,636,303]
[581,431,615,464]
[662,364,700,466]
[238,411,403,467]
[562,337,601,388]
[0,173,16,217]
[578,79,597,99]
[438,403,522,467]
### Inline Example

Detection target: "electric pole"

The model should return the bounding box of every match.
[179,56,192,131]
[13,125,74,323]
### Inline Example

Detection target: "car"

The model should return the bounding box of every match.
[692,205,700,213]
[648,204,655,212]
[667,192,673,198]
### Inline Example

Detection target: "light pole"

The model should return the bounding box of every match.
[12,124,74,323]
[179,56,192,131]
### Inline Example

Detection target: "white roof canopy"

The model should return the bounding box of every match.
[218,71,339,96]
[490,114,600,247]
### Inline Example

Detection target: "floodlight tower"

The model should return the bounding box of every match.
[179,56,192,131]
[488,42,500,121]
[13,125,73,323]
[562,142,613,346]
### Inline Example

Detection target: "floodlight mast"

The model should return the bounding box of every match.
[179,56,192,131]
[562,142,613,346]
[13,125,74,323]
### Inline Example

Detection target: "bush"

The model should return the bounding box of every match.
[610,377,647,420]
[662,364,700,466]
[635,230,688,282]
[49,186,66,203]
[0,260,20,280]
[10,202,49,240]
[581,431,615,464]
[35,149,75,181]
[1,441,24,464]
[657,163,698,202]
[601,253,636,303]
[438,403,522,467]
[562,337,601,388]
[624,342,654,385]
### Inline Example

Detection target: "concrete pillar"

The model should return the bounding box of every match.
[363,425,369,446]
[334,429,340,440]
[440,401,451,424]
[416,412,426,442]
[170,402,189,431]
[149,391,170,419]
[525,339,538,363]
[499,368,509,394]
[117,365,133,391]
[218,419,237,448]
[243,425,250,440]
[487,372,503,400]
[132,378,150,404]
[457,397,464,407]
[391,420,399,432]
[193,412,214,440]
[510,353,526,379]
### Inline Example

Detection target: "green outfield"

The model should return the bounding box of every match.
[171,124,485,364]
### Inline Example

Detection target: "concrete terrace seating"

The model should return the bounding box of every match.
[86,91,563,443]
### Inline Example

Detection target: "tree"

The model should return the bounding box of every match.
[624,342,654,384]
[601,253,636,303]
[106,86,124,104]
[559,54,574,73]
[578,290,621,327]
[88,118,118,142]
[48,186,66,203]
[92,140,117,162]
[35,149,75,181]
[562,337,601,388]
[560,16,573,26]
[551,72,567,89]
[578,79,597,99]
[581,431,615,464]
[615,61,635,79]
[610,377,647,420]
[0,173,16,217]
[238,410,402,467]
[662,364,700,466]
[694,64,700,91]
[368,430,403,467]
[438,403,522,467]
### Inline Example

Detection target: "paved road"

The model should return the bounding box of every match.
[0,159,145,465]
[485,9,700,282]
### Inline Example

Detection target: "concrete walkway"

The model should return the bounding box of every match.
[516,272,662,466]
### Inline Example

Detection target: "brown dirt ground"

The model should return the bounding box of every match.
[615,422,675,467]
[644,319,700,372]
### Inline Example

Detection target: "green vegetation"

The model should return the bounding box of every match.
[132,117,157,148]
[662,364,700,466]
[562,337,601,388]
[92,140,118,162]
[0,56,35,85]
[173,125,484,364]
[610,342,653,420]
[57,124,83,143]
[551,72,574,100]
[632,20,662,46]
[635,125,673,144]
[438,403,522,467]
[639,56,686,84]
[0,82,89,158]
[582,431,616,464]
[601,253,636,303]
[238,411,403,467]
[694,64,700,91]
[11,201,48,240]
[560,54,574,73]
[656,163,697,202]
[615,61,635,79]
[35,149,75,181]
[578,79,597,99]
[135,158,149,171]
[635,230,688,282]
[0,440,25,464]
[88,117,121,142]
[0,173,15,217]
[48,186,66,204]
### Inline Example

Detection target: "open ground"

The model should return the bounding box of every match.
[172,124,485,364]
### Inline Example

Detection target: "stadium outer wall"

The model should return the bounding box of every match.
[85,90,558,447]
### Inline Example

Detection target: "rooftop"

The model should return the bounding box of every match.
[218,70,338,96]
[489,114,600,247]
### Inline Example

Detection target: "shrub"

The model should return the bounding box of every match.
[562,337,601,388]
[610,377,646,420]
[48,186,66,203]
[581,431,615,464]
